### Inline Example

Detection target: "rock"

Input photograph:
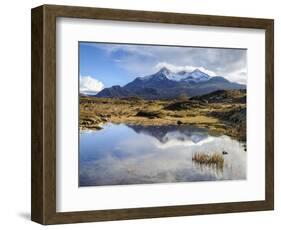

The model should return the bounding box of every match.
[101,117,108,122]
[177,120,183,125]
[135,110,162,118]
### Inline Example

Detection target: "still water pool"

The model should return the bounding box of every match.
[79,123,246,186]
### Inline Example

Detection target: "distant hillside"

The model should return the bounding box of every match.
[190,89,246,103]
[94,85,132,98]
[95,67,246,99]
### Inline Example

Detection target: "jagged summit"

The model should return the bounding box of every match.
[158,66,170,73]
[139,67,210,83]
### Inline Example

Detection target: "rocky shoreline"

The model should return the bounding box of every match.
[80,90,246,142]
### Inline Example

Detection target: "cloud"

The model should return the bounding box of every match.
[81,42,247,84]
[80,76,104,94]
[225,68,248,84]
[154,62,217,76]
[83,43,155,58]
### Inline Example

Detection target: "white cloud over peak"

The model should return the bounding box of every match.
[225,68,247,84]
[154,62,217,76]
[80,76,104,94]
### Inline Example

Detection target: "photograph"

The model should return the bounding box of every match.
[79,42,247,187]
[30,4,274,224]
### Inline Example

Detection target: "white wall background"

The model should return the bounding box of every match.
[0,0,279,229]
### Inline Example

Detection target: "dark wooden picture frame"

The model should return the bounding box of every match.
[31,4,274,225]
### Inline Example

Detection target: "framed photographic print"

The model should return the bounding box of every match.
[31,4,274,225]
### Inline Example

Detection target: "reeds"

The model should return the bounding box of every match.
[192,152,224,168]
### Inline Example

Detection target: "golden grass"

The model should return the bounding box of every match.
[192,152,224,167]
[79,96,246,140]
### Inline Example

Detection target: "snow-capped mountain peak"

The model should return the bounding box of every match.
[181,69,210,83]
[190,69,210,78]
[141,67,173,81]
[158,66,170,74]
[139,67,211,83]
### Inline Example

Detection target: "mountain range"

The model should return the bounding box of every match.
[95,67,246,99]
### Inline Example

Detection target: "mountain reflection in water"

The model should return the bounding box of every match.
[79,123,246,186]
[127,125,209,144]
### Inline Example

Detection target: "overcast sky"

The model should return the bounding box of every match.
[79,42,247,93]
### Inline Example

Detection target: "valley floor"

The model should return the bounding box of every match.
[80,91,246,142]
